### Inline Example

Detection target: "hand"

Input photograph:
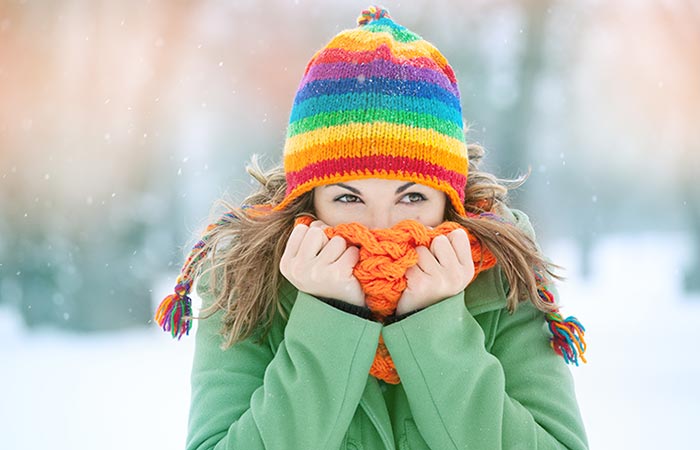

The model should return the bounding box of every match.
[395,228,475,315]
[280,220,365,307]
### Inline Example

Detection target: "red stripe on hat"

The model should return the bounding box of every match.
[286,154,467,203]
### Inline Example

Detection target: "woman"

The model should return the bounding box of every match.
[156,6,588,449]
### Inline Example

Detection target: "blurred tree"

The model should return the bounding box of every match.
[0,0,199,330]
[656,1,700,293]
[494,0,552,188]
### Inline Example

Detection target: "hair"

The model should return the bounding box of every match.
[190,146,560,348]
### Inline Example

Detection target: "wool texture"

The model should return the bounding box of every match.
[295,215,497,384]
[276,6,469,216]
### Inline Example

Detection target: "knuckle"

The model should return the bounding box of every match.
[308,266,326,284]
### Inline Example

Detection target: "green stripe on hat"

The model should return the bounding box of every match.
[287,108,465,141]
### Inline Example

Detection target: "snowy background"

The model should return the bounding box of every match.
[2,1,699,449]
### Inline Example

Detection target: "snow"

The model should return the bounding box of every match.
[2,232,699,449]
[551,232,700,449]
[1,320,195,449]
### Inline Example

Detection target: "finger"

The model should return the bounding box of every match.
[430,234,459,267]
[309,219,329,230]
[404,264,423,279]
[284,223,309,259]
[296,225,328,260]
[333,245,359,271]
[317,235,347,264]
[447,228,472,267]
[414,245,439,274]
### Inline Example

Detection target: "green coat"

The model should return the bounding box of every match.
[186,211,588,450]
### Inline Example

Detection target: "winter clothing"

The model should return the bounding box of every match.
[294,215,498,384]
[185,209,588,450]
[277,6,469,216]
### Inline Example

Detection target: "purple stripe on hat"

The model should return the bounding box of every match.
[303,58,460,98]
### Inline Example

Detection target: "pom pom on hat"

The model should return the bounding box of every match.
[357,5,391,25]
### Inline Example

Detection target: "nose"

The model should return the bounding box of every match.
[364,207,393,230]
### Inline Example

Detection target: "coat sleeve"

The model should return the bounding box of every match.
[186,290,382,450]
[381,293,588,450]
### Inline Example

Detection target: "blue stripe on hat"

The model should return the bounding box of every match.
[293,77,461,112]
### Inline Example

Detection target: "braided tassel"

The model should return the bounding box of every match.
[155,278,193,339]
[538,283,587,365]
[154,205,272,338]
[153,213,231,339]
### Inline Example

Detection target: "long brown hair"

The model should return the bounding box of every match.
[192,147,559,348]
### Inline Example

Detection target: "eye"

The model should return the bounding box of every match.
[334,194,363,203]
[399,192,427,204]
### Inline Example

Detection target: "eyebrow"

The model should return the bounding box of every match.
[328,182,416,195]
[395,182,416,194]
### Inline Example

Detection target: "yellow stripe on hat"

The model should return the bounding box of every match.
[285,121,466,158]
[284,137,468,175]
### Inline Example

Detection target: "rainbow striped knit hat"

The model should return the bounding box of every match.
[275,6,468,216]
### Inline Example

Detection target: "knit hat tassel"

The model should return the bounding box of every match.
[539,285,587,365]
[155,278,193,339]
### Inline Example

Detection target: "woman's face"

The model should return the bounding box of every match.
[313,178,447,229]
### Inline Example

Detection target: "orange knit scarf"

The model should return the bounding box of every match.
[295,216,497,384]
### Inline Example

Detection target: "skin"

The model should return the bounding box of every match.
[279,178,475,315]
